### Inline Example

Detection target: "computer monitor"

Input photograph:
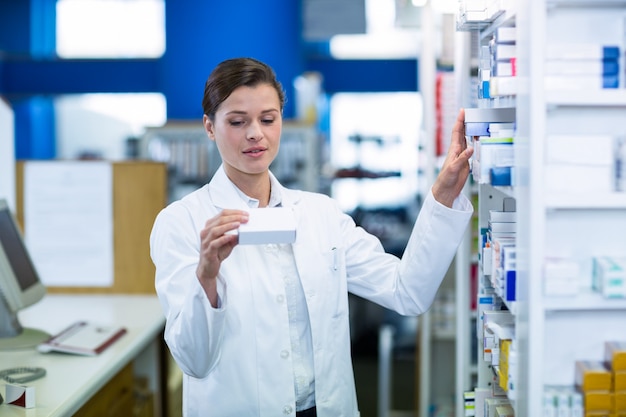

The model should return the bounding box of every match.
[0,198,48,350]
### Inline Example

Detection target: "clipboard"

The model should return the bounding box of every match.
[37,321,127,356]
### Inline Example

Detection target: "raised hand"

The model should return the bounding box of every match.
[431,108,474,208]
[196,209,249,306]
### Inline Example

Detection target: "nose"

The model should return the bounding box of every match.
[246,120,263,141]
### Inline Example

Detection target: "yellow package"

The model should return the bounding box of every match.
[576,360,613,391]
[616,373,626,391]
[584,391,614,411]
[606,342,626,372]
[615,391,626,413]
[499,339,511,392]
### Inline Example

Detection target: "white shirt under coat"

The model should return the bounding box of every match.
[150,165,473,417]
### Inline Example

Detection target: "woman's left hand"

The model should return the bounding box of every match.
[432,108,474,208]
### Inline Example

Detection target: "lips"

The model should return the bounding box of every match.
[243,146,267,155]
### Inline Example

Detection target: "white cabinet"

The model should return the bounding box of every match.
[457,1,626,415]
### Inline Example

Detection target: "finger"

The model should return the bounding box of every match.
[221,209,249,217]
[457,145,474,161]
[448,110,467,155]
[206,221,243,242]
[451,109,466,140]
[212,233,239,251]
[204,211,248,230]
[199,233,237,264]
[218,210,249,223]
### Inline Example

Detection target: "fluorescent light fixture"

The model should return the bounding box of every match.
[56,0,165,58]
[330,31,421,59]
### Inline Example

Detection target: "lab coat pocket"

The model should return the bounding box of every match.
[325,246,348,319]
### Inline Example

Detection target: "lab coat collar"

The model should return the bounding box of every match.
[207,165,301,210]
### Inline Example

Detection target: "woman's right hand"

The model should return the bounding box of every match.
[196,209,249,306]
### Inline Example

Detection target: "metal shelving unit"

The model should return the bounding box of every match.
[456,1,626,415]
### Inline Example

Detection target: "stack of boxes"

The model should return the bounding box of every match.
[488,26,517,97]
[606,341,626,416]
[543,386,584,417]
[545,134,617,195]
[571,342,626,416]
[575,360,613,415]
[465,107,516,186]
[545,44,620,91]
[475,310,515,416]
[486,209,517,303]
[543,258,582,297]
[478,25,516,99]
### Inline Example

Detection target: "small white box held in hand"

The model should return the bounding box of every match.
[229,207,297,245]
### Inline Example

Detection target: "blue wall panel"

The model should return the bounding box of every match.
[162,1,304,120]
[2,59,160,95]
[306,59,418,94]
[13,97,56,160]
[0,2,32,55]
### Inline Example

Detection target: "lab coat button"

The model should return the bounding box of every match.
[276,294,285,303]
[280,349,289,359]
[282,405,293,414]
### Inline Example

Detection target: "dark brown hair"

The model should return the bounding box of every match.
[202,57,286,121]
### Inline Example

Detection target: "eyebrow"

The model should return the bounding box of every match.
[224,108,280,116]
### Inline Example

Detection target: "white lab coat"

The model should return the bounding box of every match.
[150,166,472,417]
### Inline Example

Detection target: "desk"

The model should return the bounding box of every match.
[0,294,166,417]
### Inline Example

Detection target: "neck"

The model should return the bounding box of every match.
[226,168,271,207]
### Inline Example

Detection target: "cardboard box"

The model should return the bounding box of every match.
[583,391,613,411]
[615,391,626,413]
[576,360,613,392]
[593,260,626,299]
[606,342,626,371]
[230,207,297,245]
[615,373,626,391]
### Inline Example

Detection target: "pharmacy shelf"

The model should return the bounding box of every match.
[547,0,626,6]
[544,193,626,209]
[546,90,626,106]
[544,292,626,311]
[456,1,626,416]
[457,8,515,32]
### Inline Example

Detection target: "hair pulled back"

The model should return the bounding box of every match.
[202,57,286,121]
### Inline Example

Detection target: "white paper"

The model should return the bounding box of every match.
[0,99,15,210]
[24,161,114,287]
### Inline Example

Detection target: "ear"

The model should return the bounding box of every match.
[203,115,216,141]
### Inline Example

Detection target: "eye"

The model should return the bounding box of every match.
[229,119,245,127]
[261,118,275,125]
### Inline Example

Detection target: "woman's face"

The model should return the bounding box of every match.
[203,83,282,182]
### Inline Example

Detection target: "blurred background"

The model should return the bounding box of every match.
[0,1,470,416]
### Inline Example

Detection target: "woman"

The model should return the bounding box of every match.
[150,57,473,417]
